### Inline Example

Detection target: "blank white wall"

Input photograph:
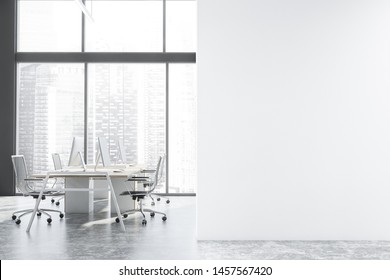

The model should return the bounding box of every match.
[198,0,390,240]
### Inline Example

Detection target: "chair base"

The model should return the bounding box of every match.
[51,196,64,206]
[116,199,167,225]
[12,208,64,225]
[150,193,170,204]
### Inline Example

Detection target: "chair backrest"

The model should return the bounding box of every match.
[157,154,166,184]
[52,153,63,170]
[155,154,167,190]
[11,155,33,194]
[148,156,163,193]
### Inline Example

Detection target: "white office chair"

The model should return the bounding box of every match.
[141,155,170,205]
[11,155,64,225]
[51,153,65,206]
[116,156,167,225]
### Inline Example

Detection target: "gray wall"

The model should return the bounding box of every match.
[0,0,16,196]
[198,0,390,239]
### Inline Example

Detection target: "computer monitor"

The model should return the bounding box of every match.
[78,151,87,171]
[117,138,127,164]
[68,137,84,166]
[96,137,111,167]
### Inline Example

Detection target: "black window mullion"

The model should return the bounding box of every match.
[163,0,169,194]
[165,62,169,194]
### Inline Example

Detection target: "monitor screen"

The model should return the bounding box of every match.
[78,151,87,171]
[68,137,84,166]
[117,138,127,164]
[98,137,111,167]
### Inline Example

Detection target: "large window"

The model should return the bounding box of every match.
[87,64,166,167]
[18,0,82,52]
[85,1,163,52]
[17,63,84,173]
[169,64,197,193]
[16,0,196,194]
[166,0,197,51]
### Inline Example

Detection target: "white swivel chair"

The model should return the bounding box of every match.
[116,156,167,225]
[51,153,65,206]
[11,155,64,225]
[140,154,170,205]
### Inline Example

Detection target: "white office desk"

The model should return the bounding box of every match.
[32,165,144,214]
[26,170,133,232]
[91,165,141,209]
[91,166,145,213]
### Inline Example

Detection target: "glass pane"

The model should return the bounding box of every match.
[85,0,163,52]
[17,64,84,174]
[169,64,197,193]
[87,64,166,189]
[166,0,197,52]
[18,0,82,52]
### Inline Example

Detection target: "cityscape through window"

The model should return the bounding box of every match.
[16,0,197,193]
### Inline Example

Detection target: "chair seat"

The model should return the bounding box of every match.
[120,190,147,199]
[143,181,154,185]
[30,191,64,199]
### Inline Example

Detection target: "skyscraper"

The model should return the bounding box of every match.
[18,64,84,173]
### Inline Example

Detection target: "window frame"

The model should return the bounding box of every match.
[15,0,197,195]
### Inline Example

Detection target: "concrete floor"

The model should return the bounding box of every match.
[1,196,390,260]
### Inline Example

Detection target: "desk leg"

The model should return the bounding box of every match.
[65,177,93,213]
[106,175,125,232]
[110,178,135,214]
[26,174,49,232]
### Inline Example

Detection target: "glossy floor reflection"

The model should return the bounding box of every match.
[0,196,197,259]
[1,196,390,260]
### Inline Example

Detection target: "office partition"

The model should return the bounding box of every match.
[198,0,390,239]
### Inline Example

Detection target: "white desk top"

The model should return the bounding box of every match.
[32,164,145,178]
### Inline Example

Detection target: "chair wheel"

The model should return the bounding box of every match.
[12,215,16,220]
[51,199,55,203]
[55,201,60,206]
[47,218,52,224]
[123,214,128,218]
[115,217,120,223]
[166,200,170,204]
[59,213,64,219]
[157,198,161,201]
[151,202,155,206]
[150,212,155,217]
[142,219,147,225]
[37,212,42,217]
[15,219,21,225]
[162,216,167,221]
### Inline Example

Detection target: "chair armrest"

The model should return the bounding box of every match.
[120,191,132,196]
[127,178,149,182]
[140,169,156,173]
[24,178,44,181]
